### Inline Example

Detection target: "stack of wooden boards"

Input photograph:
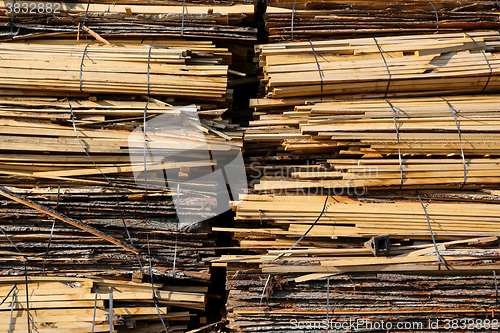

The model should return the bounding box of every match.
[224,272,500,332]
[0,97,242,181]
[0,0,257,41]
[0,276,206,332]
[0,34,244,330]
[254,31,500,101]
[0,184,217,280]
[215,192,500,331]
[245,94,500,190]
[265,0,500,42]
[0,39,233,101]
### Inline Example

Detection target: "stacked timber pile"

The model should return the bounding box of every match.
[245,95,500,190]
[0,276,206,332]
[215,192,500,332]
[0,30,244,330]
[0,0,257,41]
[0,39,232,102]
[265,0,500,42]
[0,95,243,276]
[254,31,500,100]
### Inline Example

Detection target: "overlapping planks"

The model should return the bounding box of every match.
[217,192,500,331]
[265,0,500,42]
[0,39,232,101]
[255,31,500,100]
[0,276,206,332]
[0,0,257,41]
[224,271,500,332]
[245,94,500,190]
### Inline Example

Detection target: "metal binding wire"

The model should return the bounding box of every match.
[42,181,60,273]
[0,228,31,332]
[10,0,16,36]
[326,276,330,333]
[291,0,298,41]
[181,0,187,37]
[442,97,467,188]
[79,40,93,92]
[82,0,92,33]
[8,284,16,333]
[91,288,99,333]
[373,37,391,98]
[386,100,404,189]
[309,41,324,98]
[416,191,450,270]
[147,234,171,332]
[465,32,493,93]
[260,195,330,305]
[494,270,499,304]
[428,0,439,31]
[109,287,114,333]
[69,101,141,267]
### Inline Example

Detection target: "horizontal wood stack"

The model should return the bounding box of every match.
[0,276,206,332]
[214,11,500,333]
[265,0,500,42]
[0,3,250,329]
[0,39,233,101]
[224,272,500,332]
[245,94,500,190]
[216,192,500,331]
[0,0,257,41]
[255,31,500,100]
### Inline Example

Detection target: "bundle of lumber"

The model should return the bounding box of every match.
[0,276,206,332]
[0,0,257,41]
[255,31,500,101]
[265,0,500,42]
[0,97,242,184]
[224,271,500,332]
[0,39,232,101]
[216,192,500,331]
[244,95,500,190]
[218,192,500,248]
[0,95,245,277]
[0,183,216,280]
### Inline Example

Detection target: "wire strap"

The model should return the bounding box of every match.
[326,276,330,333]
[442,97,467,188]
[109,287,114,333]
[69,101,110,182]
[386,100,404,189]
[10,0,16,36]
[373,38,391,99]
[147,39,155,96]
[42,181,60,273]
[428,0,439,31]
[82,0,92,33]
[8,285,16,333]
[172,183,180,279]
[181,0,187,37]
[147,234,171,332]
[291,0,298,41]
[0,284,16,306]
[495,270,499,304]
[416,192,449,270]
[91,288,98,333]
[309,41,324,98]
[260,195,330,305]
[79,40,93,92]
[465,32,493,93]
[69,101,142,269]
